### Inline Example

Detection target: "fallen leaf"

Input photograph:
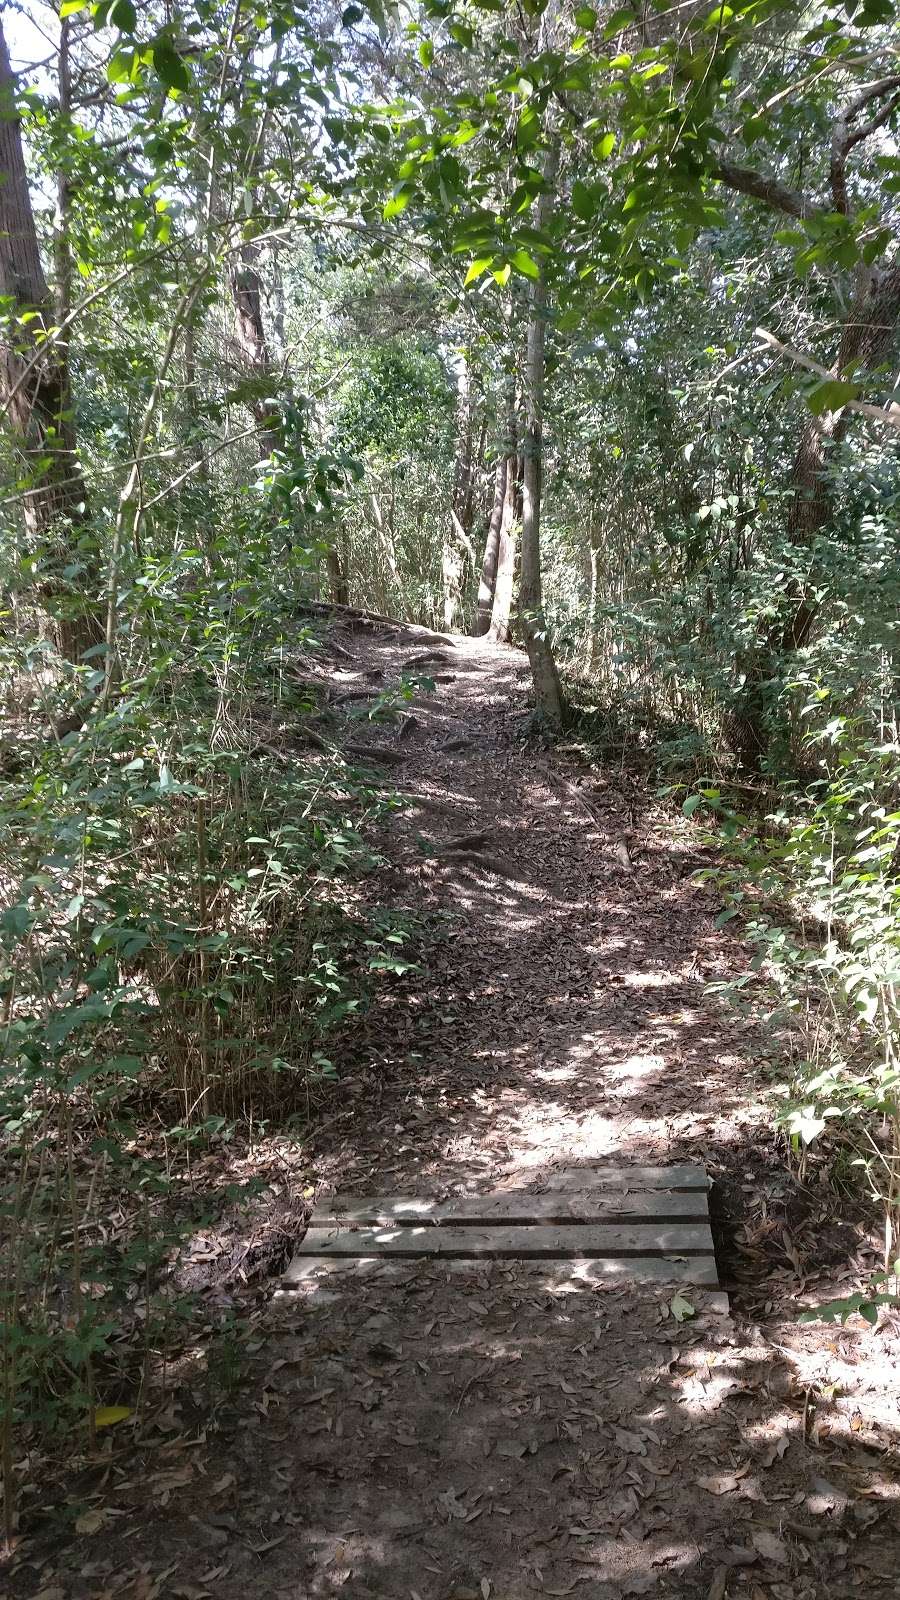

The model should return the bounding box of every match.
[439,1487,468,1520]
[669,1292,695,1323]
[760,1433,790,1468]
[95,1405,133,1428]
[75,1508,106,1535]
[697,1472,744,1496]
[707,1567,728,1600]
[542,1580,593,1596]
[751,1527,789,1565]
[614,1426,647,1455]
[805,1476,847,1515]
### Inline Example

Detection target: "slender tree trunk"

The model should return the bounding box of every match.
[463,412,487,535]
[0,18,100,662]
[518,138,564,730]
[326,545,349,607]
[474,455,506,635]
[229,244,281,458]
[444,351,475,633]
[488,435,520,644]
[584,542,600,672]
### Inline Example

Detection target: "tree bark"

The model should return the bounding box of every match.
[229,244,281,459]
[473,455,506,635]
[517,138,564,731]
[488,440,520,644]
[0,17,100,662]
[326,544,349,607]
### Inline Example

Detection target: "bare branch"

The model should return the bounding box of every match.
[831,74,900,212]
[754,325,900,430]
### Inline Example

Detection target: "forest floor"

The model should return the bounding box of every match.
[10,615,900,1600]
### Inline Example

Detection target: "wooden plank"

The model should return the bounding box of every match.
[311,1189,708,1227]
[293,1221,714,1260]
[280,1254,723,1292]
[543,1164,708,1192]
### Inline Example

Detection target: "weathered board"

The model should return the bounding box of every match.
[292,1221,714,1259]
[281,1164,720,1292]
[544,1164,708,1191]
[310,1189,707,1226]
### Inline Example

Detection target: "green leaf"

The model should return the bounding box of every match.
[448,20,474,45]
[574,5,597,25]
[806,378,861,416]
[418,38,434,67]
[592,131,616,160]
[107,47,134,84]
[572,180,594,220]
[108,0,137,29]
[464,256,494,286]
[510,247,540,279]
[152,41,190,93]
[383,185,413,219]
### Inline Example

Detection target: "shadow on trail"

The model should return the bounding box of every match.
[61,1261,899,1600]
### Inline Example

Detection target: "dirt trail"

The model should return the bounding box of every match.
[13,619,899,1600]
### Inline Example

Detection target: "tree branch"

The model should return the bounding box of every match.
[714,158,816,220]
[754,325,900,430]
[830,74,900,213]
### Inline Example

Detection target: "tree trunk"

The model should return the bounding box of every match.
[443,351,475,633]
[517,138,564,731]
[229,244,281,459]
[326,545,349,607]
[473,455,506,635]
[0,17,100,662]
[488,441,519,644]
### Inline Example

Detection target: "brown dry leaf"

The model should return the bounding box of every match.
[697,1470,746,1496]
[249,1534,288,1555]
[707,1568,728,1600]
[613,1426,647,1455]
[75,1507,106,1535]
[542,1580,593,1596]
[760,1434,790,1468]
[495,1437,526,1458]
[33,1589,66,1600]
[439,1487,468,1520]
[751,1528,790,1565]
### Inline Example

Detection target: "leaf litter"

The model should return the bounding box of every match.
[6,624,900,1600]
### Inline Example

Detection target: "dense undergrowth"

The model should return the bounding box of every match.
[0,541,419,1534]
[562,447,900,1324]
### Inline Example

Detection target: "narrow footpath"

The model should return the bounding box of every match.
[16,617,900,1600]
